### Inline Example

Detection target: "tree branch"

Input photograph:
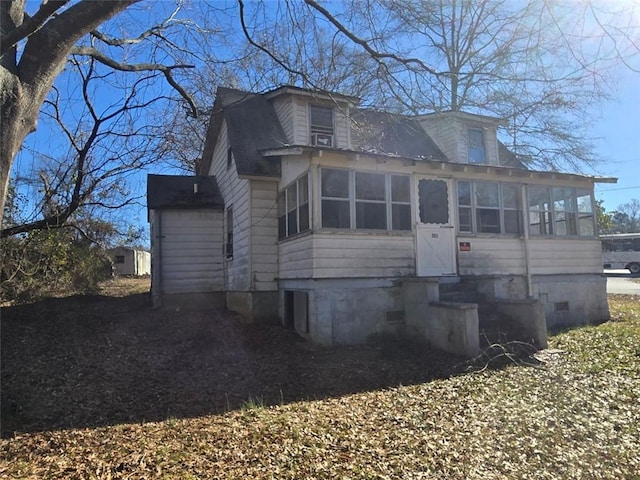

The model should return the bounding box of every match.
[69,45,198,116]
[0,0,69,57]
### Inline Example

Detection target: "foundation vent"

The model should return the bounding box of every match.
[554,301,570,312]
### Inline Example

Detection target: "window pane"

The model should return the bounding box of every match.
[576,189,593,213]
[504,210,523,234]
[418,179,449,224]
[468,129,485,164]
[299,203,309,232]
[322,199,350,228]
[321,169,349,198]
[356,172,386,201]
[458,207,472,232]
[287,210,298,235]
[530,211,552,235]
[391,175,410,202]
[287,184,297,211]
[579,214,595,236]
[457,181,471,206]
[392,204,412,230]
[528,186,550,210]
[356,202,387,229]
[502,184,521,209]
[555,211,577,236]
[477,208,500,233]
[298,176,308,204]
[553,187,575,212]
[278,216,286,239]
[475,182,499,207]
[310,105,333,133]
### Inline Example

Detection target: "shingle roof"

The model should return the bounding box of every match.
[350,109,448,161]
[147,174,224,210]
[198,87,288,177]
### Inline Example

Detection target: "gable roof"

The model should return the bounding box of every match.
[350,109,447,161]
[198,87,288,177]
[147,174,224,210]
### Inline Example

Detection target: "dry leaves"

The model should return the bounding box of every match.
[1,282,638,479]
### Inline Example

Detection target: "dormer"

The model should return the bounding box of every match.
[417,111,506,166]
[264,86,359,149]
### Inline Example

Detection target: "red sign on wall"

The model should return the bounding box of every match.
[459,242,471,252]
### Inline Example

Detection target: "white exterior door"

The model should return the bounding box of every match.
[416,177,457,276]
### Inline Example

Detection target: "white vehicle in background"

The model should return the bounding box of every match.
[601,233,640,274]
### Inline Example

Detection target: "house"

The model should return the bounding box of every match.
[107,247,151,276]
[147,85,615,355]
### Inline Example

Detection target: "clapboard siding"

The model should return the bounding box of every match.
[159,209,224,294]
[528,238,602,274]
[271,95,294,143]
[209,120,252,290]
[293,97,309,145]
[335,107,349,149]
[251,180,279,291]
[457,237,525,275]
[312,234,415,278]
[279,235,314,279]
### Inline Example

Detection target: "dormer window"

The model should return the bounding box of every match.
[310,105,334,147]
[467,128,486,164]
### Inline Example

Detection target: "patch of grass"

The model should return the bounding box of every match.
[1,292,638,478]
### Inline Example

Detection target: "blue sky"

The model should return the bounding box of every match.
[592,68,640,212]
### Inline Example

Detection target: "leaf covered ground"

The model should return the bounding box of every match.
[1,280,638,479]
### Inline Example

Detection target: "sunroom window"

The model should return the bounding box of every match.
[320,168,411,231]
[278,174,310,239]
[457,181,523,234]
[527,185,595,237]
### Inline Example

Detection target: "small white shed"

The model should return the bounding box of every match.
[108,247,151,276]
[147,174,225,309]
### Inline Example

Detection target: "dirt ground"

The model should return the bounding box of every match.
[1,278,461,438]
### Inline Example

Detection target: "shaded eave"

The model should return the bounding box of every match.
[264,85,361,106]
[417,110,509,127]
[260,145,617,184]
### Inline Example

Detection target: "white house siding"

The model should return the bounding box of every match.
[157,209,224,294]
[334,106,349,149]
[250,180,279,291]
[293,97,309,145]
[208,120,252,290]
[271,95,294,143]
[457,237,525,275]
[278,234,314,279]
[311,234,415,278]
[418,116,459,162]
[528,238,602,274]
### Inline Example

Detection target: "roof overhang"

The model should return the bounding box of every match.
[264,85,361,107]
[259,145,618,184]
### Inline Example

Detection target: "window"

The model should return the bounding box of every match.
[475,182,500,233]
[115,255,125,264]
[457,181,524,234]
[528,186,552,235]
[527,185,595,237]
[468,128,486,164]
[310,105,334,146]
[553,187,577,236]
[391,175,412,230]
[279,174,310,239]
[225,207,233,258]
[356,172,387,229]
[320,168,411,231]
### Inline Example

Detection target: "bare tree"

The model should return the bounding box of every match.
[0,0,197,226]
[2,55,169,240]
[305,0,640,171]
